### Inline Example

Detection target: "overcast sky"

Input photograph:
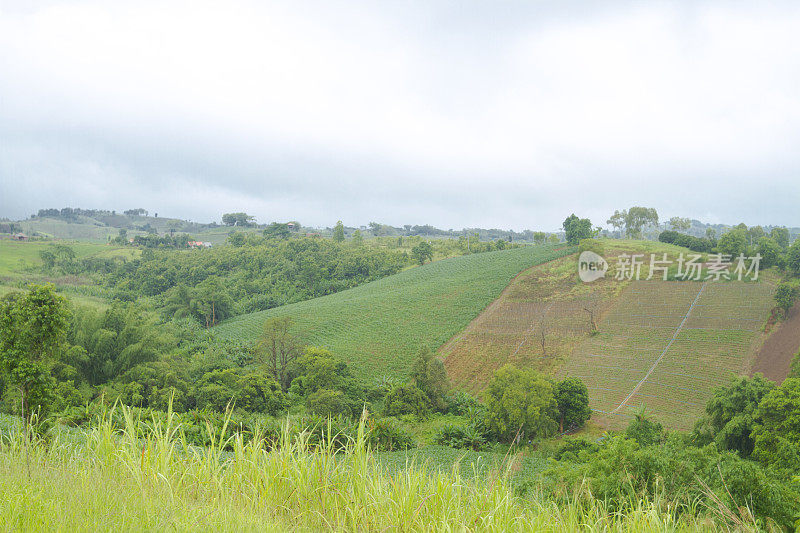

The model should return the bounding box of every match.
[1,1,799,230]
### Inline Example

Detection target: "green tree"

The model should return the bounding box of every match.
[751,378,800,478]
[383,383,430,418]
[553,377,591,432]
[624,408,664,446]
[532,231,546,245]
[717,229,748,257]
[0,284,70,425]
[333,221,345,243]
[692,375,775,457]
[786,237,800,275]
[562,214,593,245]
[228,231,246,247]
[307,388,348,417]
[747,225,765,245]
[38,250,56,270]
[668,216,692,232]
[351,229,364,244]
[606,210,625,236]
[194,277,234,327]
[411,241,433,265]
[222,212,255,227]
[623,207,659,239]
[757,237,782,269]
[263,222,291,239]
[483,365,558,442]
[258,317,303,391]
[774,282,796,317]
[410,346,449,411]
[770,227,790,249]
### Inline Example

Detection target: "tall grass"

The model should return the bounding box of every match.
[0,406,755,532]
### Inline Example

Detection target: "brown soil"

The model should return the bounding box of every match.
[751,301,800,384]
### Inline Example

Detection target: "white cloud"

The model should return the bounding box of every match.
[1,0,799,229]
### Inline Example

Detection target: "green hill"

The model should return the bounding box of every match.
[214,244,573,384]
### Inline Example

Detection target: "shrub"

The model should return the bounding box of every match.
[578,238,603,256]
[445,390,481,416]
[658,231,713,253]
[551,437,599,461]
[553,377,591,432]
[307,388,349,418]
[624,410,664,447]
[775,282,797,317]
[433,423,486,451]
[383,384,430,418]
[483,365,558,442]
[367,416,415,451]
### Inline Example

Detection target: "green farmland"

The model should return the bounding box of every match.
[561,279,776,430]
[214,244,574,384]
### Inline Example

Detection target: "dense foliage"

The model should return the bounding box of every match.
[109,237,407,316]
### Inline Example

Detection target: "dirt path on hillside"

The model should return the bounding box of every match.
[436,252,577,358]
[751,301,800,384]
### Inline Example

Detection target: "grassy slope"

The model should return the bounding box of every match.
[442,239,693,392]
[214,244,574,384]
[0,418,736,532]
[0,240,138,309]
[438,238,777,430]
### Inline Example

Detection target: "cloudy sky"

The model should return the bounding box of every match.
[1,0,799,230]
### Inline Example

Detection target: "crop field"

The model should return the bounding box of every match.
[0,240,139,278]
[214,244,573,384]
[441,240,688,393]
[561,279,775,430]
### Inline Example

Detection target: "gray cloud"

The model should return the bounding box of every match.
[1,0,799,230]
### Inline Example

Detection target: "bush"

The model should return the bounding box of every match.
[625,410,664,447]
[445,391,481,416]
[551,437,599,461]
[484,365,558,442]
[367,416,416,451]
[433,423,487,451]
[578,238,603,256]
[307,388,349,418]
[775,282,797,317]
[545,435,799,529]
[658,231,713,253]
[383,384,430,418]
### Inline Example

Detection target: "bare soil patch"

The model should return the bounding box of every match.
[751,301,800,384]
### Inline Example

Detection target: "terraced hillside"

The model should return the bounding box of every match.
[214,244,573,384]
[561,280,775,430]
[440,240,687,392]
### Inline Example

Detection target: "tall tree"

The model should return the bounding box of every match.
[483,365,558,442]
[222,212,255,227]
[333,221,345,243]
[606,210,626,235]
[692,375,775,457]
[554,377,591,432]
[770,227,790,249]
[411,241,433,265]
[668,216,692,233]
[0,284,70,426]
[258,317,303,390]
[623,207,659,239]
[562,214,593,245]
[410,346,449,411]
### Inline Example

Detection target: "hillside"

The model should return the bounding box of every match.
[214,244,574,383]
[440,239,780,430]
[567,279,775,430]
[12,214,236,244]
